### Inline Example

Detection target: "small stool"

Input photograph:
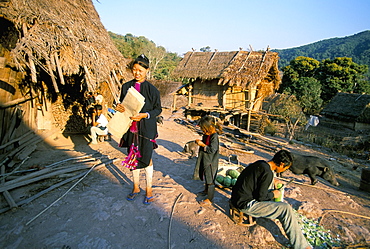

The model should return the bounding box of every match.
[229,200,256,227]
[97,135,108,142]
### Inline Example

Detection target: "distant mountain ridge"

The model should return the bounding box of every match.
[273,30,370,69]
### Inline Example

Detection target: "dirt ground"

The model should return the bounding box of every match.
[1,108,370,249]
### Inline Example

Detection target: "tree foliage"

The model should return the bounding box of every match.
[280,56,369,114]
[109,32,182,80]
[274,30,370,71]
[269,94,306,141]
[200,46,211,52]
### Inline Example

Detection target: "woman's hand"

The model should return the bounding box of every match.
[116,103,125,113]
[195,139,206,147]
[130,113,148,121]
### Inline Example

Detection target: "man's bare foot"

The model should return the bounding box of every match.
[199,199,212,206]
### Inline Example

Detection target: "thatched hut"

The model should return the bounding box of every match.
[171,50,281,130]
[320,92,370,131]
[172,50,280,111]
[0,0,131,166]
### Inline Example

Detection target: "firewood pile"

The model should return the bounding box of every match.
[51,99,89,134]
[0,153,118,214]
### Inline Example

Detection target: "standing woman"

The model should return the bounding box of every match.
[115,54,162,204]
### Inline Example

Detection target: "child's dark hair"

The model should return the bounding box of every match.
[94,104,103,111]
[198,115,223,134]
[271,149,292,168]
[132,54,150,69]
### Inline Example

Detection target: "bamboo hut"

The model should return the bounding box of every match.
[320,92,370,131]
[171,49,281,130]
[0,0,131,167]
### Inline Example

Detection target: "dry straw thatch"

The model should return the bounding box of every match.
[1,0,131,92]
[172,50,281,91]
[0,0,132,164]
[321,92,370,123]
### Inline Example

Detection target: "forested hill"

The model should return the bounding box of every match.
[273,30,370,69]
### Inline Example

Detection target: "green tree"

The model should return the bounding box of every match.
[108,32,182,80]
[200,46,211,52]
[317,57,369,102]
[269,94,306,141]
[280,57,322,114]
[294,77,323,114]
[280,56,370,111]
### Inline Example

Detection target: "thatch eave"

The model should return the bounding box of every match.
[1,0,131,91]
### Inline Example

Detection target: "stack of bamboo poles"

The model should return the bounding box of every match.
[0,153,118,213]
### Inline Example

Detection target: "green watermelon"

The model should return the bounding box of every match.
[276,183,283,189]
[223,176,232,187]
[216,175,224,184]
[231,178,237,186]
[227,169,240,179]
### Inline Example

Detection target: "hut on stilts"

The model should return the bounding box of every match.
[0,0,131,169]
[171,49,281,132]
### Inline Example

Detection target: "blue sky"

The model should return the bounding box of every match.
[93,0,370,55]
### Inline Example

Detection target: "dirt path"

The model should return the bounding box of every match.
[1,108,370,248]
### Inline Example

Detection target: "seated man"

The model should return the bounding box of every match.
[89,104,108,145]
[230,149,311,249]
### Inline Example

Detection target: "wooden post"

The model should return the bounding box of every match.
[83,65,94,92]
[46,59,59,93]
[54,53,65,85]
[188,84,193,106]
[26,50,37,83]
[172,94,177,111]
[107,75,119,103]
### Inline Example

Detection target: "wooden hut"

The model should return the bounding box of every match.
[172,50,280,111]
[320,92,370,131]
[0,0,131,167]
[171,49,281,129]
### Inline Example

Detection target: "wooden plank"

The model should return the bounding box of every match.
[0,161,107,192]
[3,191,18,208]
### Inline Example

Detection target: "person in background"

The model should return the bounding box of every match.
[115,54,162,205]
[230,150,312,249]
[193,115,222,206]
[89,104,108,145]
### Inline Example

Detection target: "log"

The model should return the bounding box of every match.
[0,97,34,109]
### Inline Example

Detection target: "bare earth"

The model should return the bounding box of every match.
[1,108,370,249]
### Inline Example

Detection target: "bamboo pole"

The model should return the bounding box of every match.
[46,59,59,93]
[54,52,65,85]
[83,65,94,92]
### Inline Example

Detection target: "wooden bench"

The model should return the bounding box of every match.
[97,134,108,142]
[229,200,256,226]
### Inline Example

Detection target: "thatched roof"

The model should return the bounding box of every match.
[321,92,370,123]
[172,50,281,89]
[0,0,131,92]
